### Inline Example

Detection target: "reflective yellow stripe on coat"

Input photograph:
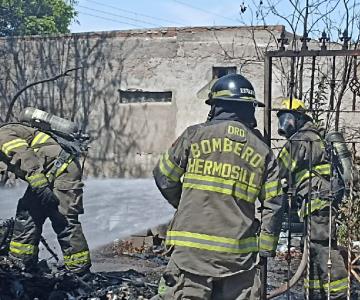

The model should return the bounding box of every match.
[262,180,284,201]
[166,230,258,254]
[278,147,297,171]
[259,232,279,251]
[159,151,184,182]
[183,173,259,203]
[295,163,331,184]
[300,198,329,218]
[26,173,48,188]
[1,138,28,156]
[31,132,51,152]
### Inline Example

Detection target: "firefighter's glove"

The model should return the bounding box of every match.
[34,185,60,208]
[259,250,276,258]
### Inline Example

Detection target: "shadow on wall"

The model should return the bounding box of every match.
[0,32,156,177]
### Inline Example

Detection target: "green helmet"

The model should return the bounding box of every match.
[205,74,265,107]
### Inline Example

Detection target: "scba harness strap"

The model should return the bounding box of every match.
[46,150,74,184]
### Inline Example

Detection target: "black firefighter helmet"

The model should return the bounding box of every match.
[204,74,265,107]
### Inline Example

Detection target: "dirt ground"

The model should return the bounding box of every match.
[1,237,359,299]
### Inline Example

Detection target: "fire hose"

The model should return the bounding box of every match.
[267,240,308,299]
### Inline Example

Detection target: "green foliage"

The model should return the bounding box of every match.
[337,179,360,246]
[0,0,77,37]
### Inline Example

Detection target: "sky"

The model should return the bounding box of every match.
[70,0,261,32]
[70,0,359,42]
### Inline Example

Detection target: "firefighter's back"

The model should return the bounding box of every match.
[168,119,271,277]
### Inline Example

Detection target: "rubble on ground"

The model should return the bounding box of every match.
[1,222,359,299]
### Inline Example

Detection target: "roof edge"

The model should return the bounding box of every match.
[0,25,285,41]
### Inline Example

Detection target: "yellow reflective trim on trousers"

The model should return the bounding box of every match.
[31,132,51,152]
[300,198,329,218]
[295,163,331,183]
[63,250,90,266]
[183,182,255,203]
[304,278,348,292]
[278,148,296,171]
[1,138,28,156]
[9,241,37,255]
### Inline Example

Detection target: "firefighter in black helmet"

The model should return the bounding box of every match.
[277,98,348,299]
[151,74,285,299]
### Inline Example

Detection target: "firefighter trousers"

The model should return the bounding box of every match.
[305,207,348,299]
[152,258,260,300]
[9,161,91,273]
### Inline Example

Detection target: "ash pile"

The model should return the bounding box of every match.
[0,219,163,300]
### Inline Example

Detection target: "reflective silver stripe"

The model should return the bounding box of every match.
[166,230,258,254]
[183,173,259,203]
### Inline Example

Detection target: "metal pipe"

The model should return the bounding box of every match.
[309,57,316,110]
[264,54,272,145]
[347,153,355,300]
[261,53,273,300]
[305,140,313,300]
[266,49,360,58]
[353,56,357,111]
[286,141,294,300]
[329,57,336,111]
[327,142,335,300]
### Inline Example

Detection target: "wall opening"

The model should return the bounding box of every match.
[212,66,237,79]
[118,89,172,104]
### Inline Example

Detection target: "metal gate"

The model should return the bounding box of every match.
[262,30,360,299]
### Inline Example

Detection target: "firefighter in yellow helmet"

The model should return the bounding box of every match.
[0,108,91,276]
[152,74,286,299]
[277,98,348,299]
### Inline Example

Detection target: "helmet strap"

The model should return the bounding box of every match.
[206,105,216,121]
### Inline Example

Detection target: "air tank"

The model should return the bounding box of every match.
[19,107,78,137]
[325,131,356,187]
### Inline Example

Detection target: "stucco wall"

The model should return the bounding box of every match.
[4,26,358,176]
[0,25,287,177]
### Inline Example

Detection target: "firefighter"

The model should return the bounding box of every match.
[152,74,285,299]
[277,98,348,299]
[0,109,91,275]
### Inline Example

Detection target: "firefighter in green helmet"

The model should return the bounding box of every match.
[277,98,348,299]
[152,74,286,299]
[0,108,91,276]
